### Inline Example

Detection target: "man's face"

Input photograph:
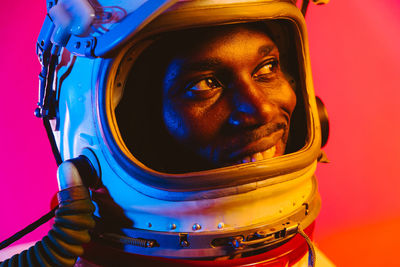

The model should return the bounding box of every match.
[161,24,297,169]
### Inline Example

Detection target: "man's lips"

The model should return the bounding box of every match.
[226,129,285,163]
[200,122,288,167]
[235,145,277,164]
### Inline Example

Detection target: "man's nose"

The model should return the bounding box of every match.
[228,77,278,128]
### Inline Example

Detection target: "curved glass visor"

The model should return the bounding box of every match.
[113,20,308,174]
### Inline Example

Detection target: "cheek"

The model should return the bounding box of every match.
[162,100,228,146]
[273,80,297,116]
[286,86,297,115]
[163,104,187,140]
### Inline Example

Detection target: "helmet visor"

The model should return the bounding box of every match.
[99,0,320,190]
[114,20,308,173]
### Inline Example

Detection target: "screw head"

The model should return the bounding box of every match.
[230,236,244,248]
[146,241,155,248]
[170,223,177,230]
[217,222,224,229]
[34,108,42,118]
[192,223,201,231]
[180,240,189,247]
[256,230,267,238]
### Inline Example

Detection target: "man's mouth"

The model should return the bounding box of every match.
[235,145,277,164]
[220,127,287,166]
[211,123,288,167]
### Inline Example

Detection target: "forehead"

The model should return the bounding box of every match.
[163,24,277,59]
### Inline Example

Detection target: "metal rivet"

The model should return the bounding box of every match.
[279,209,283,213]
[146,240,155,248]
[293,202,296,206]
[217,222,224,229]
[170,223,177,230]
[85,41,91,48]
[179,233,189,247]
[75,42,81,49]
[192,223,201,231]
[256,230,267,237]
[180,240,189,247]
[148,223,152,228]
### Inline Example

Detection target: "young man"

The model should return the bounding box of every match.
[1,1,332,266]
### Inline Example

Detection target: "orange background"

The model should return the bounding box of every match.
[308,1,400,266]
[0,1,400,266]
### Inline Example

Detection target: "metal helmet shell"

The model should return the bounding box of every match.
[39,0,324,258]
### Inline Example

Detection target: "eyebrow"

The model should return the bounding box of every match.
[163,58,223,91]
[258,45,276,57]
[172,44,277,78]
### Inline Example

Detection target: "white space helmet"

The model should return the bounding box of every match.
[36,0,329,259]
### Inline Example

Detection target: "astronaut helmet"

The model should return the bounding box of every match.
[36,0,329,260]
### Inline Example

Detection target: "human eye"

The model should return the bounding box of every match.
[184,77,222,99]
[189,77,222,91]
[253,58,279,80]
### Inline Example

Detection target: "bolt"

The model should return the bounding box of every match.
[180,240,189,247]
[230,236,244,249]
[192,223,201,231]
[146,241,155,248]
[256,230,267,237]
[34,108,42,118]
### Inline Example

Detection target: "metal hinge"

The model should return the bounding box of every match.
[228,222,299,250]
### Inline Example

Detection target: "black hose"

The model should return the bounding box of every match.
[0,186,95,267]
[44,117,63,166]
[0,208,57,250]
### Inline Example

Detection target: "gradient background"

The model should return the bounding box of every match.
[1,1,400,266]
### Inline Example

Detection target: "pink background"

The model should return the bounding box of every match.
[1,1,400,266]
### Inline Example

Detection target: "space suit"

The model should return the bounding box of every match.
[0,0,333,266]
